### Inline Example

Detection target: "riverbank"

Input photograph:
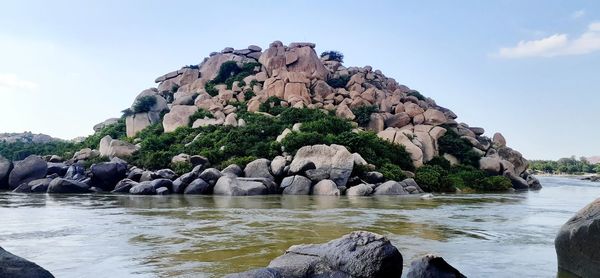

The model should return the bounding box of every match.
[0,176,594,277]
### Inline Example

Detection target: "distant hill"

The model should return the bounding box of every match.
[586,156,600,165]
[0,132,61,144]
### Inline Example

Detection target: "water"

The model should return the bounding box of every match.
[0,176,598,277]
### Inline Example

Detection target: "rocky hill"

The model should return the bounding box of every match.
[0,41,541,195]
[0,132,59,144]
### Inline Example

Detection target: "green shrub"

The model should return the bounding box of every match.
[300,117,353,135]
[132,95,157,113]
[281,132,330,154]
[0,141,78,161]
[438,128,482,167]
[351,105,378,127]
[171,161,193,175]
[205,81,219,97]
[426,156,452,170]
[475,176,513,191]
[332,132,414,171]
[320,50,344,62]
[218,156,257,169]
[326,75,350,88]
[81,119,127,148]
[243,89,256,101]
[278,108,326,125]
[408,91,426,101]
[415,165,454,192]
[212,61,260,89]
[379,163,406,181]
[259,96,285,115]
[188,109,213,126]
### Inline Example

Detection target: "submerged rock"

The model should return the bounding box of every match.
[406,254,466,278]
[0,247,54,278]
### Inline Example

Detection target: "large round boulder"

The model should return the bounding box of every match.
[373,181,409,195]
[244,158,274,181]
[213,176,269,196]
[555,198,600,277]
[90,162,127,191]
[289,144,354,187]
[8,156,47,190]
[312,179,340,196]
[184,178,211,194]
[267,231,403,277]
[129,181,156,195]
[280,175,312,195]
[0,155,12,189]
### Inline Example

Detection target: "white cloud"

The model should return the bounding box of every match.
[496,22,600,58]
[0,73,38,91]
[572,10,585,19]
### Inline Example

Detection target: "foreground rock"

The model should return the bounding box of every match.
[407,255,466,278]
[0,246,54,278]
[8,155,47,190]
[555,197,600,277]
[227,231,403,277]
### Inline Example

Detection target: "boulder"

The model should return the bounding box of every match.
[497,147,528,175]
[503,171,529,190]
[222,164,243,177]
[150,179,173,191]
[555,198,600,277]
[47,178,90,194]
[65,164,86,181]
[213,176,269,196]
[8,155,47,190]
[289,145,354,187]
[492,132,506,148]
[312,179,340,196]
[126,112,161,137]
[225,268,281,278]
[129,181,156,195]
[346,184,374,196]
[155,169,177,180]
[304,168,329,183]
[373,181,409,195]
[156,187,170,195]
[162,105,198,132]
[266,231,403,277]
[406,255,466,278]
[29,178,52,193]
[281,175,312,195]
[0,155,13,189]
[198,168,223,186]
[184,178,211,194]
[244,159,274,181]
[526,175,542,190]
[364,171,384,184]
[99,135,138,158]
[112,179,138,193]
[46,163,68,176]
[479,156,502,174]
[93,117,119,132]
[172,172,197,193]
[270,156,287,177]
[90,162,127,191]
[0,247,54,278]
[423,109,447,125]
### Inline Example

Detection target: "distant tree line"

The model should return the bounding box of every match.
[530,156,600,174]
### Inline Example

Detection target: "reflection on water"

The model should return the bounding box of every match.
[1,177,599,277]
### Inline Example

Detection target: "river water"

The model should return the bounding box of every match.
[0,176,597,277]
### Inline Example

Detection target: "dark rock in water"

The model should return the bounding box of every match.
[526,175,542,190]
[213,176,269,196]
[199,168,223,186]
[304,168,329,183]
[111,179,138,193]
[139,170,157,182]
[222,164,243,177]
[281,175,312,195]
[373,181,408,195]
[29,178,52,193]
[129,181,156,195]
[0,155,13,189]
[156,187,170,195]
[503,171,529,190]
[64,164,86,181]
[406,254,466,278]
[172,172,197,193]
[46,163,68,177]
[555,197,600,277]
[47,178,90,193]
[12,182,34,193]
[90,162,127,191]
[155,169,177,180]
[0,246,54,278]
[225,268,282,278]
[266,231,403,277]
[151,178,173,191]
[184,178,211,194]
[127,167,144,181]
[8,155,47,190]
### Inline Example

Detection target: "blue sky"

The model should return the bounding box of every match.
[0,0,598,160]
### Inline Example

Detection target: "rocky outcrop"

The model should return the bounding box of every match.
[99,135,139,158]
[289,144,354,187]
[227,231,403,277]
[8,155,47,190]
[555,197,600,277]
[93,118,119,132]
[406,255,466,278]
[0,132,59,144]
[0,247,54,278]
[162,105,198,132]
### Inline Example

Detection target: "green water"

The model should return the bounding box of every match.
[0,176,597,277]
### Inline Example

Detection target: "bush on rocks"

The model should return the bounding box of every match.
[351,105,378,127]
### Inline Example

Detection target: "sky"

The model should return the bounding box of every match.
[0,0,599,160]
